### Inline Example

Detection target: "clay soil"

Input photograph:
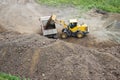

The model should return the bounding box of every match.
[0,0,120,80]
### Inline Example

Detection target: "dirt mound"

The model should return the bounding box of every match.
[0,32,120,80]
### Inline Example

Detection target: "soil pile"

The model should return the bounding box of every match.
[0,32,120,80]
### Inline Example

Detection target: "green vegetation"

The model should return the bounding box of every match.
[0,72,29,80]
[37,0,120,13]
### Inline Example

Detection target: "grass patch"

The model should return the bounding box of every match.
[0,72,29,80]
[36,0,120,13]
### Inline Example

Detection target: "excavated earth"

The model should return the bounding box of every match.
[0,0,120,80]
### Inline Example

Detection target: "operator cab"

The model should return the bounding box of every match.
[68,19,78,28]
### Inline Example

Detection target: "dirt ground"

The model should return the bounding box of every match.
[0,0,120,80]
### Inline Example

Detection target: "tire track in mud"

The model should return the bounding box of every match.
[30,49,41,76]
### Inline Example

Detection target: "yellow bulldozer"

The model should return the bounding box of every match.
[40,14,89,39]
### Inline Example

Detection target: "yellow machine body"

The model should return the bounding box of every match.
[50,15,89,38]
[68,19,88,33]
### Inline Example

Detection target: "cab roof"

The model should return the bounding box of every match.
[69,19,77,23]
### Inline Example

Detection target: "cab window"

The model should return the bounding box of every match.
[69,23,77,28]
